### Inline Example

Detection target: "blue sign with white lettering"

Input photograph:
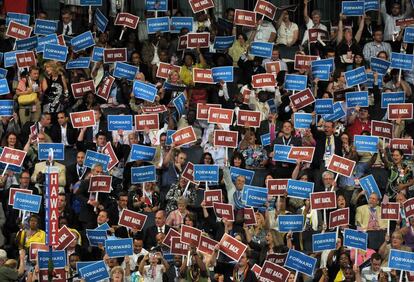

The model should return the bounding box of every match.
[113,62,139,81]
[66,57,91,69]
[0,69,7,79]
[6,12,30,26]
[294,113,313,129]
[312,65,330,81]
[391,52,414,70]
[272,144,295,163]
[146,0,168,11]
[345,91,369,108]
[287,179,314,199]
[95,8,108,33]
[133,80,157,102]
[0,79,10,95]
[230,166,255,185]
[364,0,379,12]
[4,51,25,68]
[166,130,175,145]
[214,35,235,50]
[0,100,14,116]
[344,228,367,250]
[323,102,346,122]
[242,185,267,203]
[80,0,102,5]
[16,36,38,50]
[312,58,334,72]
[95,222,110,231]
[315,99,334,115]
[131,165,156,183]
[354,135,379,154]
[260,133,271,146]
[36,34,59,53]
[250,42,273,58]
[342,1,364,16]
[86,229,107,246]
[38,143,65,161]
[92,47,104,62]
[267,98,277,113]
[370,57,390,75]
[381,91,405,109]
[129,144,156,162]
[212,66,234,82]
[34,19,57,35]
[246,188,268,207]
[13,192,41,213]
[404,27,414,43]
[312,232,337,252]
[359,174,382,199]
[285,74,307,91]
[38,250,66,270]
[173,93,186,116]
[43,44,68,62]
[278,215,305,232]
[194,165,219,182]
[105,238,133,258]
[345,67,367,87]
[71,31,95,53]
[84,150,110,171]
[365,72,383,89]
[79,260,109,282]
[285,249,317,277]
[0,161,21,174]
[77,261,96,272]
[107,115,133,131]
[147,17,170,34]
[170,17,193,33]
[388,249,414,272]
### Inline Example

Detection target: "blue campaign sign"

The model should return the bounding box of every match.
[0,69,7,79]
[86,229,107,246]
[170,17,193,33]
[36,34,59,53]
[79,260,109,282]
[287,179,314,199]
[323,102,346,122]
[359,174,382,199]
[34,19,57,35]
[342,1,364,16]
[38,143,65,160]
[388,249,414,272]
[212,66,234,82]
[381,91,405,109]
[113,62,139,81]
[250,41,273,58]
[0,100,14,116]
[0,79,10,95]
[278,215,304,232]
[71,31,95,53]
[272,144,296,163]
[4,50,25,68]
[230,166,255,185]
[92,47,104,62]
[173,93,186,116]
[13,192,42,213]
[214,35,235,50]
[95,8,108,33]
[391,52,414,70]
[344,228,368,250]
[194,164,219,182]
[260,133,271,146]
[404,27,414,43]
[166,130,175,145]
[131,165,156,183]
[129,144,156,162]
[107,115,133,131]
[246,188,268,207]
[267,99,277,113]
[77,261,96,272]
[38,250,66,270]
[147,17,170,34]
[312,65,330,81]
[312,232,337,252]
[6,12,30,26]
[285,74,307,91]
[66,57,91,69]
[146,0,168,11]
[345,91,369,108]
[285,249,317,277]
[133,80,157,102]
[294,113,313,129]
[345,67,367,87]
[95,222,111,231]
[315,99,334,115]
[16,36,38,50]
[84,150,110,171]
[43,44,68,62]
[365,72,383,89]
[312,58,334,72]
[370,57,390,75]
[80,0,102,5]
[105,238,133,258]
[242,185,267,203]
[364,0,379,12]
[354,135,379,154]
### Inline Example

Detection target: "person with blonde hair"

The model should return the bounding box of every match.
[41,61,69,114]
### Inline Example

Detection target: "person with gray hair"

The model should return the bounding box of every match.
[0,249,26,281]
[302,0,328,46]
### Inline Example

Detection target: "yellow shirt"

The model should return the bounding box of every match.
[19,229,46,249]
[179,63,206,86]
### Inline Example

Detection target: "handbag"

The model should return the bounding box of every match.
[18,92,37,105]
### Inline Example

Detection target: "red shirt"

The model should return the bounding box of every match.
[348,118,371,140]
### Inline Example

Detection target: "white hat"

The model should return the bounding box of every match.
[0,249,7,260]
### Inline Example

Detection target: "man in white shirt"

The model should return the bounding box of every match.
[128,238,148,272]
[380,0,412,42]
[302,0,328,45]
[361,253,382,282]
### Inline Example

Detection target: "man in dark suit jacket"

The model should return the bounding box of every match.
[57,8,83,36]
[21,113,53,145]
[66,151,89,189]
[51,111,78,145]
[107,191,129,238]
[144,210,171,250]
[165,255,184,282]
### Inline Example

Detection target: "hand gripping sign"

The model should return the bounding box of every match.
[219,233,248,262]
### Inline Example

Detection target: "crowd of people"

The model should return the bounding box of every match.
[0,0,413,281]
